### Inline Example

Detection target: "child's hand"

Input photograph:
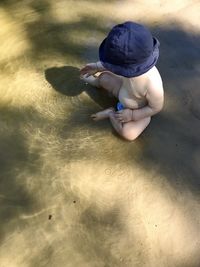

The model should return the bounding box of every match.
[80,63,98,77]
[115,109,133,123]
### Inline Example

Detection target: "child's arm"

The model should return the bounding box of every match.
[80,61,106,76]
[132,83,164,120]
[116,83,164,122]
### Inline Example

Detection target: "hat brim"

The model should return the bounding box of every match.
[99,37,160,78]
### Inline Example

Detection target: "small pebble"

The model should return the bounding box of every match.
[48,215,52,220]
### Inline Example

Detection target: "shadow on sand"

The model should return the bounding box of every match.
[45,66,117,109]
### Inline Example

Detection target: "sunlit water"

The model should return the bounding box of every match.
[0,1,200,266]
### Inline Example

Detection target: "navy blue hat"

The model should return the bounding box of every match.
[99,21,160,77]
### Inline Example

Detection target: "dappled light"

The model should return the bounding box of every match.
[0,0,200,267]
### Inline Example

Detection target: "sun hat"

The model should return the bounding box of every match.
[99,21,160,77]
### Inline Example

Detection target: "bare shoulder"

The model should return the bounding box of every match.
[145,67,164,111]
[146,66,163,92]
[132,66,163,92]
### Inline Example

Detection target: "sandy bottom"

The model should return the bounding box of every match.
[0,1,200,266]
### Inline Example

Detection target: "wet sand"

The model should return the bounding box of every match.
[0,1,200,266]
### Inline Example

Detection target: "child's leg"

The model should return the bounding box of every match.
[91,108,151,141]
[108,112,151,141]
[81,71,123,97]
[91,107,115,121]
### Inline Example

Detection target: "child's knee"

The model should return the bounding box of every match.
[121,128,138,141]
[121,117,151,141]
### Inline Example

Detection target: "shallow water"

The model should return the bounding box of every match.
[0,1,200,267]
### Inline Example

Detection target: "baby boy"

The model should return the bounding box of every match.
[80,21,164,141]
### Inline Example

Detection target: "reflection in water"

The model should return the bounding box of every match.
[0,1,200,267]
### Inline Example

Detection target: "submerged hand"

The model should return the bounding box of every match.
[115,109,133,123]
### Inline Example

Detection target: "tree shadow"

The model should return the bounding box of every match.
[152,23,200,74]
[0,0,114,68]
[29,204,127,267]
[76,204,126,266]
[0,107,43,244]
[123,23,200,197]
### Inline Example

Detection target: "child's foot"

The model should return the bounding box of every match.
[91,108,115,121]
[80,74,100,87]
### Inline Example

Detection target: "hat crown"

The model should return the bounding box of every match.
[104,21,154,65]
